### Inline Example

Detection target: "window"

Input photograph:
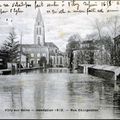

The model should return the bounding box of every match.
[39,27,41,35]
[57,57,58,64]
[37,53,40,57]
[38,37,40,44]
[42,53,46,57]
[60,57,62,64]
[31,53,34,57]
[54,57,55,64]
[37,59,40,64]
[36,28,38,34]
[55,49,57,53]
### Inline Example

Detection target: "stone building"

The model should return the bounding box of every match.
[21,9,66,68]
[113,35,120,66]
[0,53,7,69]
[73,40,95,67]
[72,40,111,67]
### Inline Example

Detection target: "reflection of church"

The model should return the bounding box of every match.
[22,9,67,68]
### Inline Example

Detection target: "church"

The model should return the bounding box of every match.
[21,9,67,68]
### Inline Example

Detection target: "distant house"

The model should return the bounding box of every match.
[72,39,111,67]
[50,51,65,67]
[81,40,94,49]
[81,40,95,64]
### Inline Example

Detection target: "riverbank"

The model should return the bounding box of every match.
[78,64,120,82]
[0,67,43,75]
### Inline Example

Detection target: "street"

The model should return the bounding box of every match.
[0,68,119,119]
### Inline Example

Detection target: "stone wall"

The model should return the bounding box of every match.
[77,65,84,73]
[88,67,115,81]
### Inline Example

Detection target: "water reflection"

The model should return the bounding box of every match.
[34,79,45,118]
[113,83,120,118]
[3,86,23,109]
[47,68,69,73]
[0,69,119,118]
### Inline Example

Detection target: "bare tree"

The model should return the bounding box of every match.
[86,32,98,40]
[66,34,81,68]
[106,16,120,65]
[107,15,120,38]
[91,18,115,65]
[92,19,105,64]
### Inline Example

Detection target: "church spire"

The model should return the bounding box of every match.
[35,8,44,25]
[34,8,45,46]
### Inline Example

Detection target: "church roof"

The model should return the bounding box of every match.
[21,44,49,49]
[45,42,58,49]
[21,44,37,48]
[21,42,58,49]
[49,50,64,56]
[57,52,64,56]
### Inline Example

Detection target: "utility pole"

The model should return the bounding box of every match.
[19,32,22,73]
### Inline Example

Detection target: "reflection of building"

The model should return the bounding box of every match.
[3,86,23,109]
[22,9,66,68]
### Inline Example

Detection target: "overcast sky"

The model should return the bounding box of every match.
[0,1,120,52]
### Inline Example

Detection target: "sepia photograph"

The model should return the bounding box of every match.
[0,0,120,119]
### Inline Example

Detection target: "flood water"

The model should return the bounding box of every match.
[0,68,120,119]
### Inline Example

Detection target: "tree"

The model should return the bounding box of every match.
[107,15,120,38]
[39,56,47,68]
[1,28,19,66]
[106,16,120,65]
[92,19,105,64]
[86,32,98,40]
[66,34,81,52]
[94,35,113,65]
[66,34,81,68]
[75,50,84,64]
[91,18,116,65]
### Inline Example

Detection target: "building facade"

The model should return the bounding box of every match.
[72,40,111,68]
[113,35,120,66]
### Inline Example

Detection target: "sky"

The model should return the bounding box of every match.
[0,1,120,52]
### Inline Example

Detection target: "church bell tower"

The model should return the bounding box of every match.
[34,9,45,46]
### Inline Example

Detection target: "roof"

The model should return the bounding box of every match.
[21,44,38,48]
[57,52,64,56]
[21,42,58,49]
[49,52,56,56]
[21,44,49,54]
[49,50,64,56]
[45,42,58,49]
[114,35,120,41]
[21,51,28,56]
[82,40,94,44]
[21,44,47,48]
